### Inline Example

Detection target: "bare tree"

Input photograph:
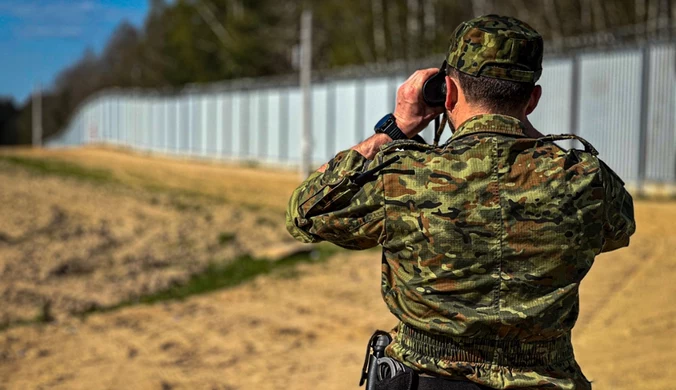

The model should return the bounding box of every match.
[543,0,563,48]
[509,0,533,24]
[423,0,436,44]
[647,0,659,35]
[581,0,593,33]
[471,0,491,17]
[371,0,387,61]
[591,0,608,32]
[386,2,404,60]
[659,0,670,36]
[669,0,675,36]
[407,0,421,60]
[636,0,648,36]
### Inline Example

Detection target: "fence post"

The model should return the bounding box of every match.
[569,54,580,139]
[240,91,250,159]
[355,81,365,144]
[300,9,313,178]
[217,95,223,158]
[280,88,289,162]
[175,99,180,153]
[202,96,208,156]
[638,45,652,195]
[260,91,268,160]
[188,95,194,154]
[164,99,169,153]
[326,83,336,161]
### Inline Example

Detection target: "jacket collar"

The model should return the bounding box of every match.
[450,114,527,140]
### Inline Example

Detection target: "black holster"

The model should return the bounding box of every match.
[360,331,414,390]
[375,370,416,390]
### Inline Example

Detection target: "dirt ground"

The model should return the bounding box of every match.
[0,147,674,390]
[0,147,301,324]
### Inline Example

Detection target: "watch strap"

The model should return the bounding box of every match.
[382,124,408,141]
[374,114,427,144]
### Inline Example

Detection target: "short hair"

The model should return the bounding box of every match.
[447,67,535,113]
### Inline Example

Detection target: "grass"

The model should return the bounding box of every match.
[0,152,288,213]
[0,151,331,330]
[0,244,341,331]
[77,243,340,318]
[218,232,236,245]
[0,301,54,332]
[0,155,115,184]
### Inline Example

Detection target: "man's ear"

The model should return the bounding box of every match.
[445,76,459,112]
[525,85,542,115]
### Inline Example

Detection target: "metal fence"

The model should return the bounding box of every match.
[47,43,676,187]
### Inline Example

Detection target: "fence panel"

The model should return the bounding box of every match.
[46,44,676,186]
[577,50,642,183]
[646,45,676,183]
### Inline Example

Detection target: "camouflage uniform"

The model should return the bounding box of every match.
[286,15,635,390]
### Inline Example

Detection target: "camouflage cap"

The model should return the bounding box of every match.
[447,15,543,83]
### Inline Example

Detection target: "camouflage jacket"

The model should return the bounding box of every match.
[286,114,635,389]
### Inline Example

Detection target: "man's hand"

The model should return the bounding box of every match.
[394,68,446,137]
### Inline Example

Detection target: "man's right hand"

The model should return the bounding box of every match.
[393,68,446,138]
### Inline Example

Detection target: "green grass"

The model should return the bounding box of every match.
[0,155,116,183]
[77,243,340,317]
[218,232,236,245]
[0,301,54,332]
[0,244,341,331]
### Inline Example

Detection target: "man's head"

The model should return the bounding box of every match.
[444,15,544,124]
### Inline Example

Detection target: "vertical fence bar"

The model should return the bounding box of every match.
[188,94,194,153]
[240,91,250,158]
[639,45,652,193]
[280,88,289,161]
[202,96,208,156]
[174,96,181,153]
[354,80,365,144]
[326,83,336,159]
[569,54,581,138]
[217,94,223,157]
[163,99,168,152]
[388,76,398,109]
[223,93,232,156]
[259,90,268,160]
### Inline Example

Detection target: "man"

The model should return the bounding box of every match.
[286,15,635,390]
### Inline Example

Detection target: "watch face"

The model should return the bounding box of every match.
[375,114,393,131]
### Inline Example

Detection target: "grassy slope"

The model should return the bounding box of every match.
[0,147,341,328]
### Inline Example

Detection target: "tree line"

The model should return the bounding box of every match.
[1,0,672,145]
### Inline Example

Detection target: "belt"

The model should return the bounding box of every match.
[417,376,491,390]
[396,323,574,367]
[376,370,492,390]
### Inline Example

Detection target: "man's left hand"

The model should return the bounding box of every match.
[393,68,446,137]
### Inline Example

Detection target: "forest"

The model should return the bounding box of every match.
[0,0,673,145]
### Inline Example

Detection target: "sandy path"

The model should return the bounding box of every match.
[0,251,392,390]
[574,202,676,389]
[0,161,294,325]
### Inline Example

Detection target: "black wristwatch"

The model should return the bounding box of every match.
[374,113,408,140]
[374,113,426,143]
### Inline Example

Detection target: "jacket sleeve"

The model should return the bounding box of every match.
[285,149,385,250]
[599,160,636,253]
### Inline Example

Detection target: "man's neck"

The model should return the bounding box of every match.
[450,110,544,138]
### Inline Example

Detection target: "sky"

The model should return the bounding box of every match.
[0,0,149,105]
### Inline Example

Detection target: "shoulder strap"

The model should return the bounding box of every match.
[599,159,625,185]
[379,139,436,154]
[536,134,599,156]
